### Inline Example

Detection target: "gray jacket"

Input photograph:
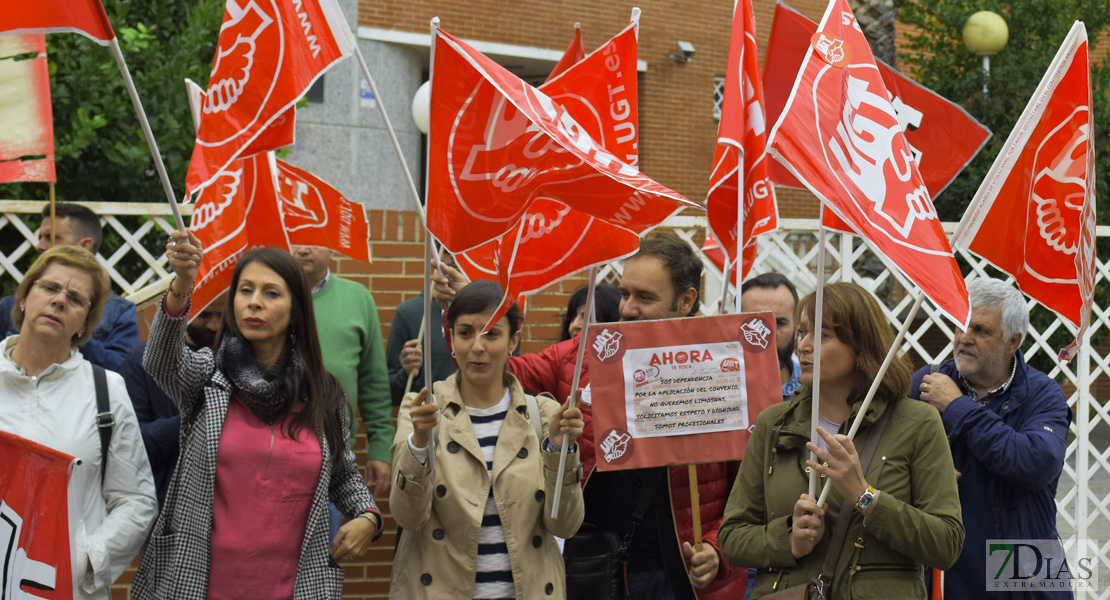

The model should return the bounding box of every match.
[132,305,376,599]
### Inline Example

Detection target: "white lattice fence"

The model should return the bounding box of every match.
[0,200,193,305]
[2,202,1107,595]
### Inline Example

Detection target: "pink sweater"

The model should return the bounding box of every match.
[207,397,321,600]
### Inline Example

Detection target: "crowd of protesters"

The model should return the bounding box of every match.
[0,202,1071,600]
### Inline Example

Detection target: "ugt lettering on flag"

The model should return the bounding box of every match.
[767,0,969,328]
[706,0,777,276]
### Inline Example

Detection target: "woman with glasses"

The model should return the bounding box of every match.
[0,245,157,600]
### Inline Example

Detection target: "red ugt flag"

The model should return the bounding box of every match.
[427,27,697,256]
[707,0,777,275]
[956,22,1096,361]
[768,0,969,328]
[762,2,991,199]
[453,22,646,308]
[275,159,372,263]
[0,0,114,45]
[0,430,75,600]
[189,154,290,320]
[185,0,354,197]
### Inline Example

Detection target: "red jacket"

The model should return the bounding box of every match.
[508,336,747,599]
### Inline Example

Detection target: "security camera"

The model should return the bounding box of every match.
[669,40,696,63]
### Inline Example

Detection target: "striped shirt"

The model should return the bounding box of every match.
[468,392,514,600]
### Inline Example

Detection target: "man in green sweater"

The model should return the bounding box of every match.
[294,245,393,531]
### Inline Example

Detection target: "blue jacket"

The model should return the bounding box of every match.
[120,343,181,509]
[911,351,1072,599]
[0,293,139,372]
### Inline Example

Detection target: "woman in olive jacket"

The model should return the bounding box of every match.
[389,281,584,599]
[718,282,963,600]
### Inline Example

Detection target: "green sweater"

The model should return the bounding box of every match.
[314,275,393,463]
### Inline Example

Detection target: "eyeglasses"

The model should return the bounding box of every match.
[32,279,91,310]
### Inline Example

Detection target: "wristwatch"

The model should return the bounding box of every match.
[854,484,877,513]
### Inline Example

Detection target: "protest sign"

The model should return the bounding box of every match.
[587,313,781,471]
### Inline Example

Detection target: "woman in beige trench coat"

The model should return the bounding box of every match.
[390,280,584,599]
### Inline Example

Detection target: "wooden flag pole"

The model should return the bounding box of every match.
[551,267,598,519]
[809,226,827,497]
[688,464,704,551]
[815,291,924,506]
[403,317,427,397]
[106,39,185,231]
[49,184,56,245]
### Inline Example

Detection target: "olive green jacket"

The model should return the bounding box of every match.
[718,390,964,600]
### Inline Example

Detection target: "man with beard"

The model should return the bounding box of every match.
[121,292,227,509]
[912,278,1070,600]
[740,273,800,401]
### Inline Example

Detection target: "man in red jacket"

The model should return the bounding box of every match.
[433,233,746,600]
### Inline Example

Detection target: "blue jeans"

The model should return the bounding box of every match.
[328,502,342,540]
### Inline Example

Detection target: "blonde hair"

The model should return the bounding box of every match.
[12,246,111,346]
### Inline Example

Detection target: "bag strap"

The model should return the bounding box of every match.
[92,364,114,484]
[818,398,898,594]
[524,394,543,442]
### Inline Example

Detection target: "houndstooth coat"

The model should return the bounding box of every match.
[131,305,377,600]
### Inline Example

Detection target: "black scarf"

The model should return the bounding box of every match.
[216,335,303,424]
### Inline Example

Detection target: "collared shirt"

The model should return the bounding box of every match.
[782,359,802,401]
[958,354,1018,405]
[311,270,330,294]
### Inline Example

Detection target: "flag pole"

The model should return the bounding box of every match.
[49,184,56,245]
[810,225,826,497]
[814,215,971,505]
[421,17,441,415]
[552,266,597,519]
[346,23,427,227]
[815,291,923,506]
[404,317,427,397]
[719,259,732,314]
[107,38,185,231]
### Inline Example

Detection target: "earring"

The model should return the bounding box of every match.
[19,303,25,312]
[450,351,456,358]
[289,330,297,346]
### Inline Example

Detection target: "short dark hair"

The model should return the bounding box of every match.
[741,272,799,306]
[446,279,524,338]
[631,233,702,316]
[560,283,621,341]
[41,203,103,253]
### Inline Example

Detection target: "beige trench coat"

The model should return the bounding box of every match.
[389,373,583,599]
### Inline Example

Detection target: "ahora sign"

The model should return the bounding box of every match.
[648,349,715,367]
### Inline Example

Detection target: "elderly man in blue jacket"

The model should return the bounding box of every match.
[912,278,1072,600]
